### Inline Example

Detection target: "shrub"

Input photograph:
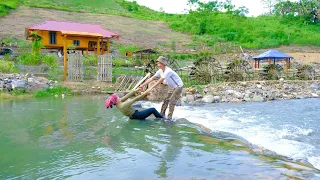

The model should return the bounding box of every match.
[18,53,41,65]
[42,54,57,68]
[47,68,64,81]
[0,60,17,73]
[83,54,98,66]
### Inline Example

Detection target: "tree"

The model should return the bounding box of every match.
[223,0,235,13]
[187,0,199,12]
[261,0,279,15]
[234,6,249,16]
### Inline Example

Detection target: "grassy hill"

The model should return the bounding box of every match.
[1,0,320,51]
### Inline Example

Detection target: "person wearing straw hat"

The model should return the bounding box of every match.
[105,90,163,120]
[138,56,183,120]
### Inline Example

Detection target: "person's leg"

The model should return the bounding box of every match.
[167,87,183,120]
[161,88,173,116]
[132,108,163,120]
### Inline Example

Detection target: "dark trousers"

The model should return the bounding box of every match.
[130,108,163,120]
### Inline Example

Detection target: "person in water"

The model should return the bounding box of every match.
[105,90,163,120]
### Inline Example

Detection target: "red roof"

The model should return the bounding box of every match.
[27,20,119,39]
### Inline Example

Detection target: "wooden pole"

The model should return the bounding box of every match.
[285,58,289,72]
[107,38,110,54]
[132,73,151,90]
[63,35,68,80]
[289,58,291,69]
[97,37,101,55]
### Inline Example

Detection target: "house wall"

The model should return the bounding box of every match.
[33,30,109,51]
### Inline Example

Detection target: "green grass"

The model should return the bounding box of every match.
[33,86,72,97]
[3,0,318,50]
[0,0,19,16]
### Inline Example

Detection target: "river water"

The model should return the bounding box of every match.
[1,96,320,179]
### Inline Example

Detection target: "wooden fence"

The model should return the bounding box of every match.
[67,54,113,82]
[68,53,83,81]
[97,55,112,82]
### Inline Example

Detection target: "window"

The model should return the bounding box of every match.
[73,40,80,46]
[49,31,56,44]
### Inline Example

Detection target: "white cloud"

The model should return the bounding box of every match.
[129,0,268,16]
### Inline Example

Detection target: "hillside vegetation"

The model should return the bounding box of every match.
[1,0,319,50]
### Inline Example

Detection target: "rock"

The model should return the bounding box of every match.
[311,82,319,91]
[226,90,235,95]
[311,93,319,97]
[186,94,195,103]
[256,84,262,89]
[0,81,4,90]
[195,94,203,99]
[182,88,187,96]
[240,82,247,87]
[243,95,251,102]
[203,87,212,95]
[27,78,35,85]
[213,96,221,103]
[252,94,265,102]
[230,98,242,103]
[234,91,243,99]
[181,96,188,105]
[11,79,28,90]
[202,95,214,103]
[28,84,42,93]
[296,95,305,99]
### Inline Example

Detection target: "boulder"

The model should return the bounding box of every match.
[11,80,28,90]
[202,95,214,103]
[252,94,265,102]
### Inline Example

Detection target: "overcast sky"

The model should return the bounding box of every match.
[129,0,268,16]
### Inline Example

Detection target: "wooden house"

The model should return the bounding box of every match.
[25,20,120,79]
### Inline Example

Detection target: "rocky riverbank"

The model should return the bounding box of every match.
[1,73,319,104]
[0,73,55,93]
[147,80,320,105]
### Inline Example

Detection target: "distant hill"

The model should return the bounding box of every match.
[1,0,319,52]
[0,6,193,53]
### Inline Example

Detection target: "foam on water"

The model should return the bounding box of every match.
[140,101,320,170]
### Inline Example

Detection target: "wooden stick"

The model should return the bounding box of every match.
[132,72,151,90]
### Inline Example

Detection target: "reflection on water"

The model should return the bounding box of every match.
[0,96,319,179]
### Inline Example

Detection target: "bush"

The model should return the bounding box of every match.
[112,58,132,67]
[47,68,64,81]
[18,53,41,65]
[83,54,98,66]
[0,60,17,73]
[42,54,57,68]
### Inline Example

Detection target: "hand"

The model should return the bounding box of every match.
[137,87,143,92]
[144,89,151,94]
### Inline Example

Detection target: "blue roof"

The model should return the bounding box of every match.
[253,49,293,60]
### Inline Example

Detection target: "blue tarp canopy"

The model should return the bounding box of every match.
[253,49,293,61]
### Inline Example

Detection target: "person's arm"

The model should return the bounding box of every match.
[138,76,154,89]
[144,77,164,94]
[120,90,137,102]
[122,91,149,107]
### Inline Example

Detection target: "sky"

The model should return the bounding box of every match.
[130,0,267,17]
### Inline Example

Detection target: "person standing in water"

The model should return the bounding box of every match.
[105,90,163,120]
[138,56,184,120]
